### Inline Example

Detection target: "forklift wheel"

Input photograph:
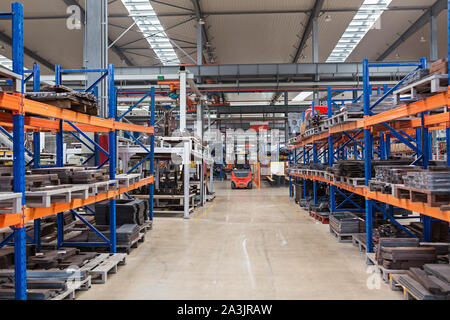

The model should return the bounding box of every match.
[248,182,253,189]
[231,182,236,189]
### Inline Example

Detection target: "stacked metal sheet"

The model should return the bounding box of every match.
[340,94,401,114]
[373,165,422,184]
[88,224,140,246]
[0,174,60,192]
[375,238,437,269]
[396,264,450,300]
[94,199,147,226]
[403,169,450,191]
[26,84,99,116]
[327,161,365,178]
[31,167,109,184]
[27,248,97,270]
[329,212,365,234]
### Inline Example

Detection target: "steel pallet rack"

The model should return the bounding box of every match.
[289,4,450,254]
[0,2,155,300]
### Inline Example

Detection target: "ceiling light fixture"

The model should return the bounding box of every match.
[121,0,179,65]
[292,91,313,102]
[325,15,332,22]
[327,0,393,63]
[420,36,426,42]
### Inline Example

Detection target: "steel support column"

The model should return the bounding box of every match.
[84,0,108,116]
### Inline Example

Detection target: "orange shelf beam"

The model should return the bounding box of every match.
[0,93,154,134]
[291,91,449,148]
[0,176,154,229]
[289,173,450,222]
[364,91,449,127]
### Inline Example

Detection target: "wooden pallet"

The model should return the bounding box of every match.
[0,192,23,214]
[25,187,72,208]
[325,111,363,127]
[352,234,367,252]
[315,213,329,224]
[393,73,448,104]
[329,225,360,243]
[343,177,365,188]
[116,174,141,188]
[81,253,127,284]
[366,253,408,283]
[50,275,92,300]
[393,185,450,207]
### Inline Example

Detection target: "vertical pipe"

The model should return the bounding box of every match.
[430,8,438,62]
[184,140,191,218]
[197,21,203,66]
[179,71,187,132]
[312,17,319,64]
[108,64,116,253]
[149,87,155,222]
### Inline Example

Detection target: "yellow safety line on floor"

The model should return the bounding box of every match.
[194,197,219,222]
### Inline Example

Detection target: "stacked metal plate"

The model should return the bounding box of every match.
[94,199,147,226]
[88,224,140,245]
[404,170,450,190]
[329,212,365,234]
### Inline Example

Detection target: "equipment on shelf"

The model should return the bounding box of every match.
[25,84,99,116]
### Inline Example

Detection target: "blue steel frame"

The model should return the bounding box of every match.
[52,65,118,252]
[362,57,429,252]
[1,2,156,300]
[0,1,28,301]
[327,87,368,214]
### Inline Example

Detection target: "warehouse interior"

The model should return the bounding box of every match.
[0,0,449,302]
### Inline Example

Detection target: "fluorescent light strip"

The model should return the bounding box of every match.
[326,0,393,63]
[0,55,13,70]
[292,91,313,102]
[121,0,180,65]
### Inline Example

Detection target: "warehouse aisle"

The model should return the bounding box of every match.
[79,182,401,300]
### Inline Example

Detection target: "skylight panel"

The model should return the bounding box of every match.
[0,55,13,70]
[326,0,393,63]
[121,0,180,65]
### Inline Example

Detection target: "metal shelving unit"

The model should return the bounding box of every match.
[0,2,155,300]
[289,3,450,256]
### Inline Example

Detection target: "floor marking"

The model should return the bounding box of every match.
[242,236,255,289]
[193,197,219,222]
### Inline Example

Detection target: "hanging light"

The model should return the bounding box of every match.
[325,15,332,22]
[420,36,426,42]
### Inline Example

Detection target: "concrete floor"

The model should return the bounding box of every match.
[79,181,401,300]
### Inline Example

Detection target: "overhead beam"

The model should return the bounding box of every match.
[211,105,308,114]
[190,0,213,63]
[271,0,325,105]
[62,0,134,66]
[292,0,325,63]
[0,31,55,71]
[376,0,446,61]
[22,6,431,20]
[114,63,414,78]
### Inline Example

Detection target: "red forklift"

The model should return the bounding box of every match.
[231,150,253,189]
